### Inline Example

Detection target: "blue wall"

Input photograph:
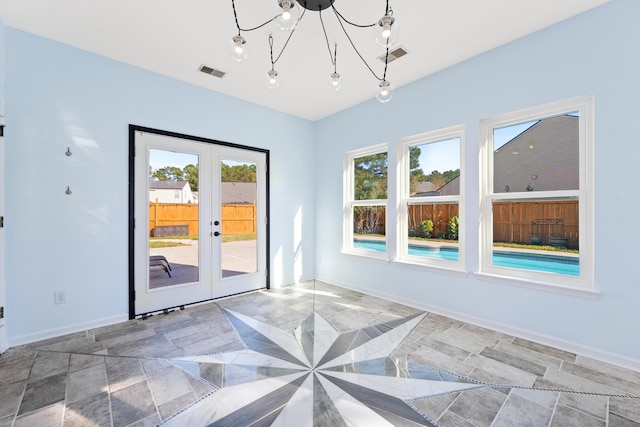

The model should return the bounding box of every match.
[4,29,316,343]
[315,0,640,362]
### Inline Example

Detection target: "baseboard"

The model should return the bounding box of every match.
[315,275,640,373]
[7,313,130,348]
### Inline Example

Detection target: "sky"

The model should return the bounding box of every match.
[149,149,249,172]
[149,119,541,177]
[417,121,538,175]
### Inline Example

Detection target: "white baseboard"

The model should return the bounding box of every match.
[7,313,130,348]
[315,276,640,373]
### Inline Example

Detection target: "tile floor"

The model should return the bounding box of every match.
[1,281,639,426]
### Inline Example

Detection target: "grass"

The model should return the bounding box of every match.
[222,233,256,243]
[149,241,187,248]
[149,234,256,247]
[494,242,579,254]
[150,235,198,241]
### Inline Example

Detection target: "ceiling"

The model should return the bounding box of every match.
[0,0,609,121]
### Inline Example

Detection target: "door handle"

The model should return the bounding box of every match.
[214,220,220,226]
[214,231,221,237]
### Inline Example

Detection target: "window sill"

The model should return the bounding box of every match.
[342,250,390,262]
[474,272,599,299]
[393,259,468,277]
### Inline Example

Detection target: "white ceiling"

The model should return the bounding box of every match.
[0,0,609,121]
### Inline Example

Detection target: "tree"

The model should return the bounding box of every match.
[221,163,256,183]
[424,168,460,190]
[354,153,388,200]
[409,146,427,194]
[151,166,184,182]
[183,164,199,192]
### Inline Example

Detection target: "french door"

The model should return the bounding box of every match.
[131,127,268,316]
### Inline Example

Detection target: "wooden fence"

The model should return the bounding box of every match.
[149,202,257,237]
[356,200,578,248]
[493,200,578,248]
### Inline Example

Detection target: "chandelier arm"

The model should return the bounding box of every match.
[330,5,376,28]
[272,8,306,65]
[319,8,337,66]
[332,6,384,81]
[382,44,389,81]
[231,0,279,32]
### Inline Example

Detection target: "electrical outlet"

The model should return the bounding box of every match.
[54,291,66,305]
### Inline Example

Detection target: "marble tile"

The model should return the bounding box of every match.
[69,353,104,373]
[18,372,67,415]
[0,380,26,418]
[562,362,640,395]
[146,365,194,406]
[412,392,460,422]
[29,351,70,380]
[448,387,507,427]
[491,393,553,427]
[558,391,608,421]
[105,357,145,392]
[609,412,640,427]
[550,404,605,427]
[610,397,640,423]
[66,363,108,404]
[2,282,640,427]
[465,354,538,387]
[110,380,157,427]
[575,356,640,385]
[479,347,548,377]
[495,340,564,370]
[511,338,577,362]
[436,410,477,427]
[14,402,65,427]
[63,391,111,427]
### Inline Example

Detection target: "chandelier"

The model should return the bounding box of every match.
[230,0,398,103]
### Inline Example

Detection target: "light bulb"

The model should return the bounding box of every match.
[376,80,394,103]
[375,14,398,48]
[329,72,341,91]
[267,69,279,89]
[230,35,247,61]
[276,0,299,31]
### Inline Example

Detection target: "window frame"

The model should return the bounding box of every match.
[478,95,595,295]
[343,143,389,260]
[397,125,465,272]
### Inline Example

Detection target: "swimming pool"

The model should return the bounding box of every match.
[354,239,579,276]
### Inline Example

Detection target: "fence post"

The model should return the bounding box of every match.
[253,201,257,233]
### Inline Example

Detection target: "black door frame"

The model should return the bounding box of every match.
[128,124,270,319]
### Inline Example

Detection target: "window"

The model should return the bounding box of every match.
[397,125,464,270]
[479,96,594,293]
[344,144,388,258]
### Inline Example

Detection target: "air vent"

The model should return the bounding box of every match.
[378,46,410,64]
[199,65,226,78]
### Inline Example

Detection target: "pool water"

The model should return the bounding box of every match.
[354,240,579,276]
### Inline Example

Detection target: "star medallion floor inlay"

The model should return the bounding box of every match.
[162,309,480,426]
[2,282,640,427]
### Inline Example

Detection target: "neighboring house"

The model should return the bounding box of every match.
[493,115,578,193]
[221,182,257,204]
[414,115,577,197]
[412,181,438,197]
[149,179,196,204]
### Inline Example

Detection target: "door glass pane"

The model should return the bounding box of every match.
[148,149,199,289]
[220,160,257,277]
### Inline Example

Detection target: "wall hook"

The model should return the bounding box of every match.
[65,186,72,195]
[65,147,72,156]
